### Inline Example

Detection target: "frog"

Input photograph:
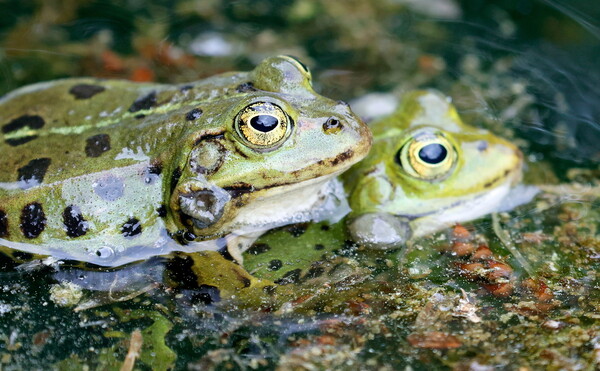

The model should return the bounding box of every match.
[343,89,524,248]
[243,89,526,284]
[0,55,372,267]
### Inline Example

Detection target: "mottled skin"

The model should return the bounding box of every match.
[244,221,351,283]
[343,90,523,248]
[0,56,371,266]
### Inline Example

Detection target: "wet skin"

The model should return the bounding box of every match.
[243,90,523,283]
[0,56,371,266]
[343,90,523,248]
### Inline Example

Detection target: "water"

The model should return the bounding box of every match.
[0,0,598,369]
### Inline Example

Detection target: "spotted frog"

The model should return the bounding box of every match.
[343,89,523,248]
[0,56,371,266]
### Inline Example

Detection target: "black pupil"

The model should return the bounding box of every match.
[418,143,447,164]
[250,115,279,132]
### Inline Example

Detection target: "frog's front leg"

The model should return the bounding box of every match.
[224,231,265,264]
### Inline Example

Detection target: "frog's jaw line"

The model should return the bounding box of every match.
[408,180,513,238]
[226,171,345,237]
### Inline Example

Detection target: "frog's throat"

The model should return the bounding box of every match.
[226,170,346,236]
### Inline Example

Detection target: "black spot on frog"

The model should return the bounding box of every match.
[236,82,256,93]
[17,158,51,189]
[3,115,45,146]
[85,134,111,157]
[128,91,157,113]
[147,162,163,176]
[170,167,182,194]
[304,266,325,280]
[286,223,309,237]
[268,259,283,271]
[247,243,271,255]
[263,285,277,295]
[5,136,38,146]
[156,204,167,218]
[121,218,142,237]
[63,205,89,238]
[12,251,34,261]
[0,210,8,238]
[2,114,45,134]
[144,162,163,185]
[69,84,105,99]
[20,202,46,239]
[185,108,203,121]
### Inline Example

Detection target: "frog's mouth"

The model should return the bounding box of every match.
[224,170,349,236]
[406,180,538,239]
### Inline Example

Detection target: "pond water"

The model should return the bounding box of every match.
[0,1,598,369]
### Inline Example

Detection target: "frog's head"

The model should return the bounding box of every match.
[169,56,372,239]
[346,90,522,244]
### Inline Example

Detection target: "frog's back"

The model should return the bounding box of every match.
[0,76,245,183]
[0,76,244,264]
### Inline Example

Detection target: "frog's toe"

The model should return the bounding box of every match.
[347,212,412,249]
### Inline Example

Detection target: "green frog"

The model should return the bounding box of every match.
[343,89,524,248]
[0,55,372,267]
[244,89,526,282]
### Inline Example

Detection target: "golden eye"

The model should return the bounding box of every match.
[396,130,456,181]
[235,102,291,149]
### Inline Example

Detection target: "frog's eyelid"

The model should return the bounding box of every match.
[283,55,311,75]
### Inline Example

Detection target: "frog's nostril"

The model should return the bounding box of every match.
[323,117,343,134]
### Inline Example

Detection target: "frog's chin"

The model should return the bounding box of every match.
[226,171,350,237]
[408,181,538,239]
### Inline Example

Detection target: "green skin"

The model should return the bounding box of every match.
[244,90,524,281]
[344,89,523,248]
[0,56,371,266]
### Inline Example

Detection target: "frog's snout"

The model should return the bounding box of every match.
[340,100,372,145]
[497,138,524,184]
[351,115,373,160]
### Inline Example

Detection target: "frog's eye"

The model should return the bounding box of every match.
[235,102,291,149]
[395,131,456,181]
